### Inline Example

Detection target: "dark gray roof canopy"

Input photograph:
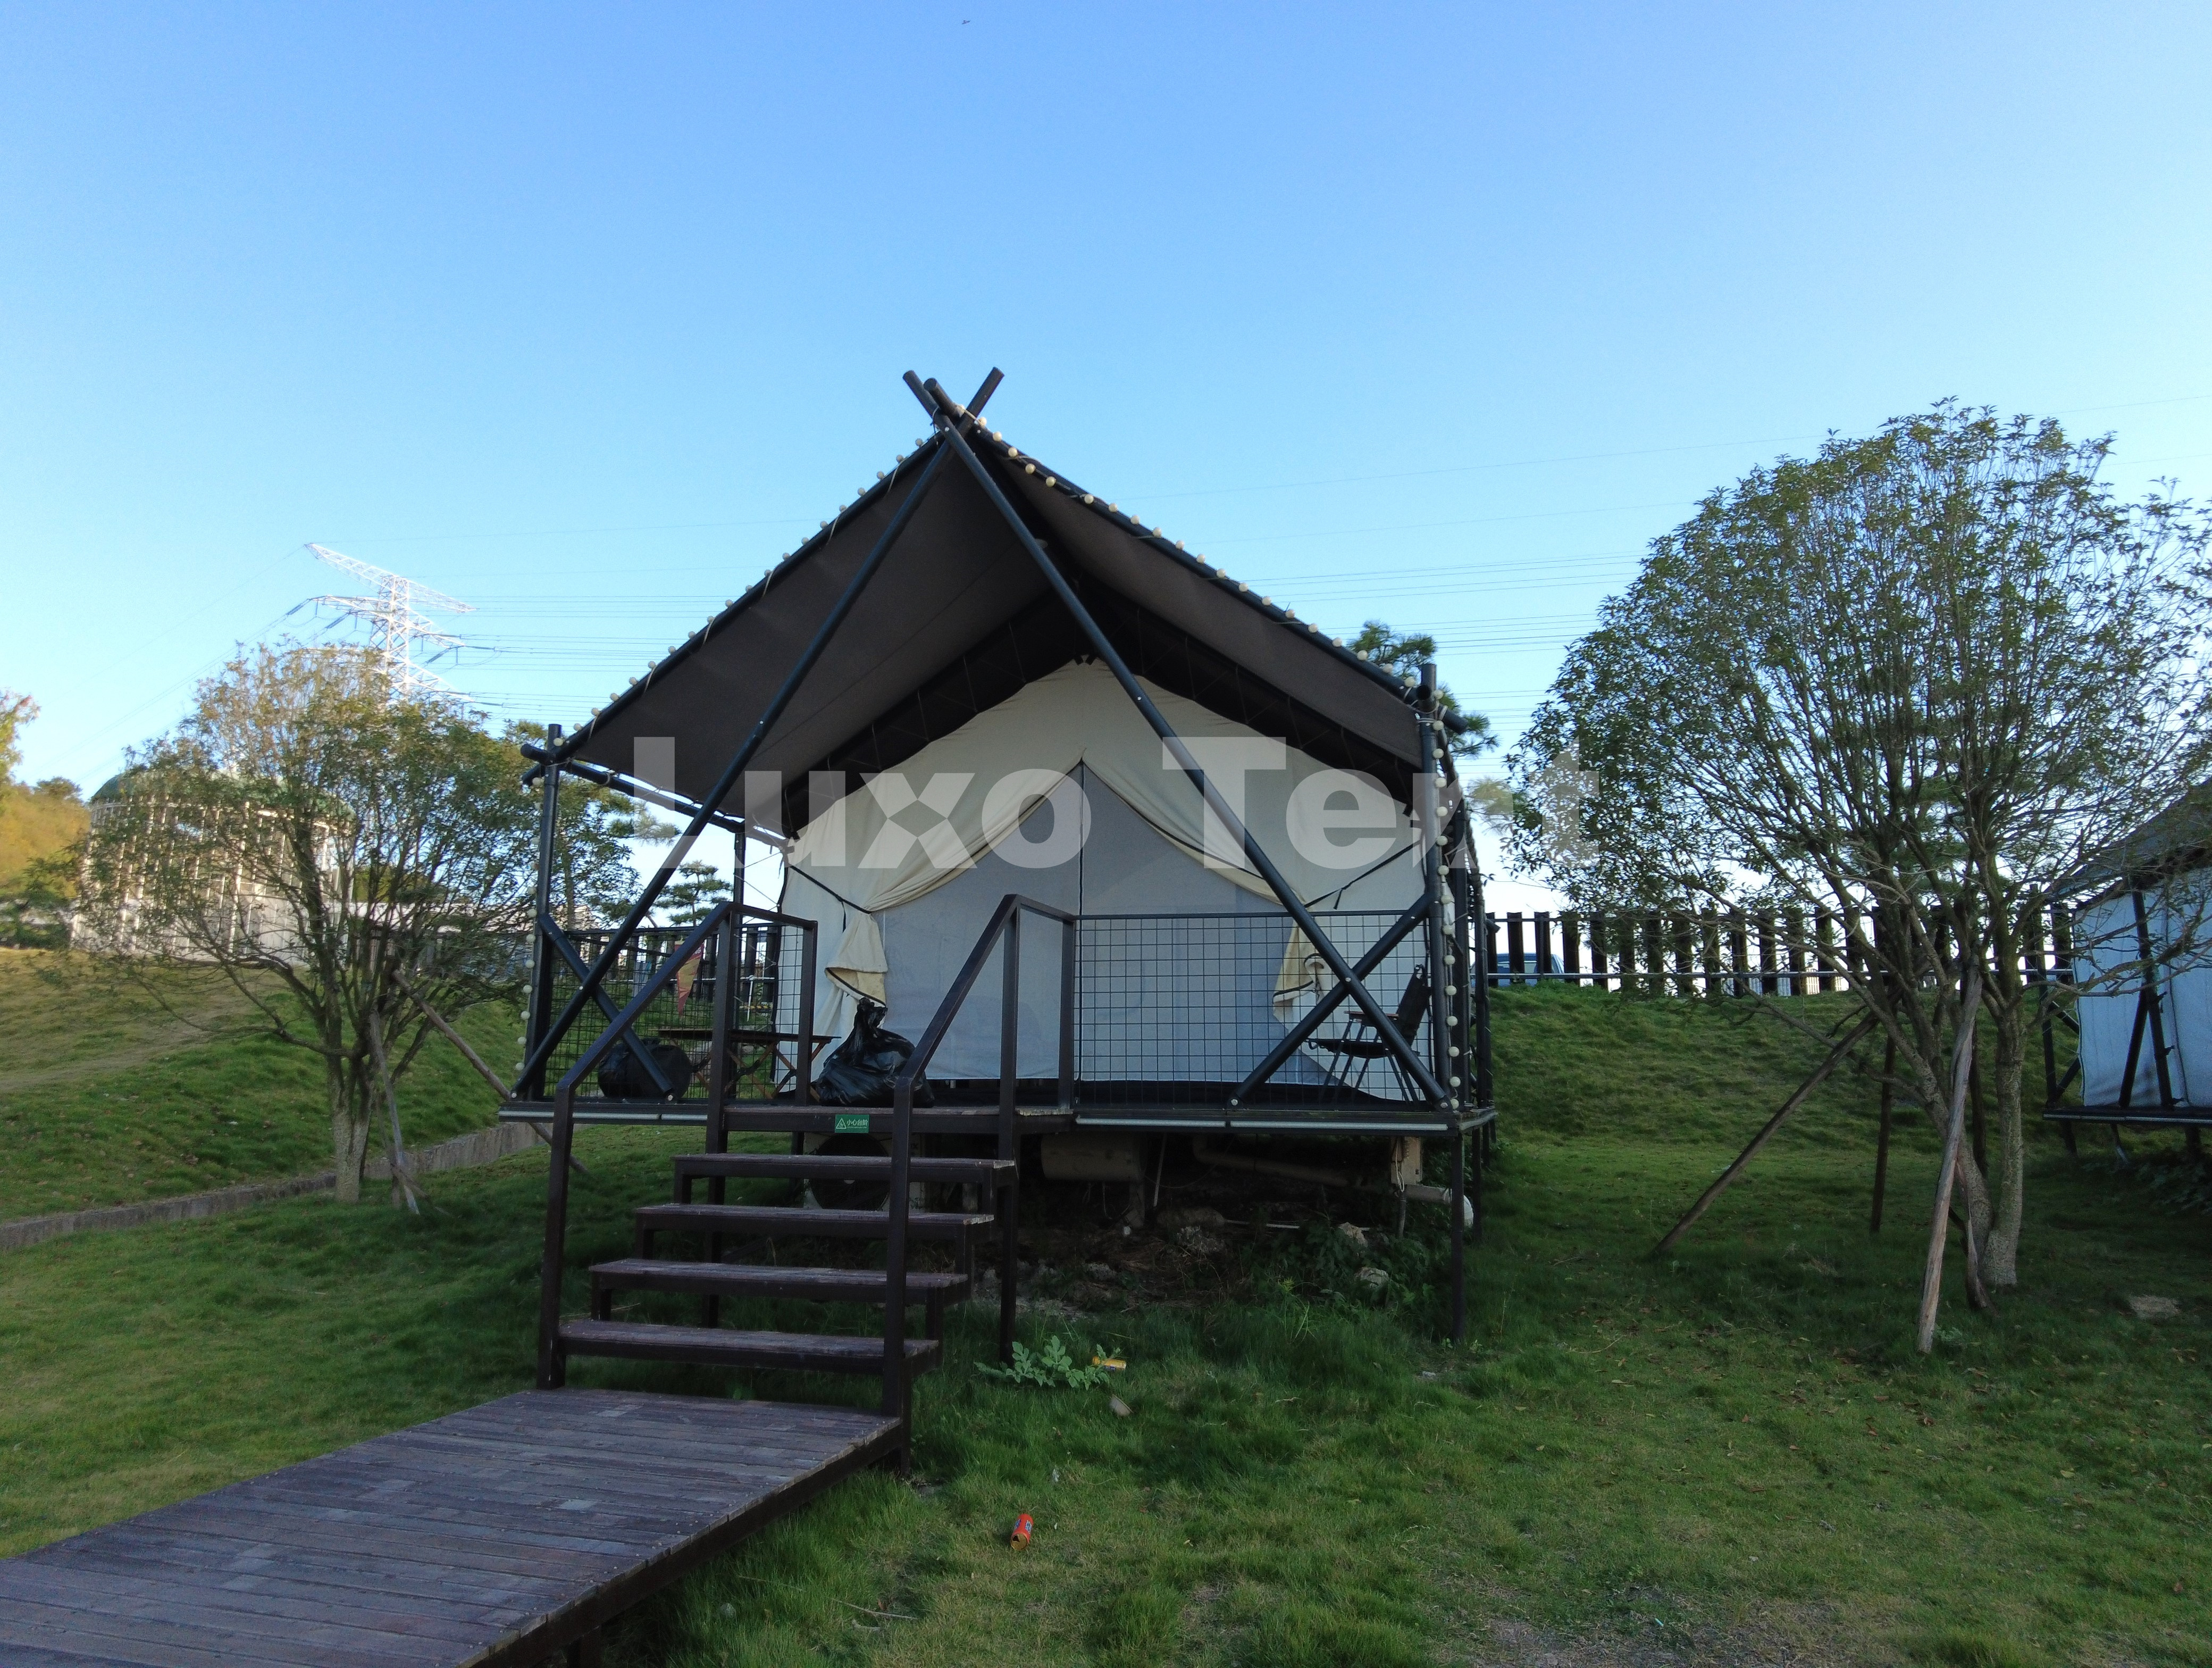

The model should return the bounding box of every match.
[558,396,1425,830]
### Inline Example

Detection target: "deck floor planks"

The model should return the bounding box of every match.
[0,1573,476,1666]
[12,1546,534,1636]
[78,1516,606,1589]
[4,1389,902,1667]
[346,1423,841,1486]
[0,1561,499,1645]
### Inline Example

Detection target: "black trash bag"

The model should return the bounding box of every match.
[814,999,935,1107]
[597,1038,696,1102]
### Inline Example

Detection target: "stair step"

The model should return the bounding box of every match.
[590,1258,970,1304]
[558,1318,942,1375]
[674,1153,1015,1185]
[634,1203,994,1243]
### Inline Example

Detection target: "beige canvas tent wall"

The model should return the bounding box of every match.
[776,661,1426,1081]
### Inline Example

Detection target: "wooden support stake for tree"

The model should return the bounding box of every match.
[1916,970,1982,1354]
[395,970,513,1097]
[394,969,591,1179]
[1654,1013,1878,1257]
[1871,1035,1896,1233]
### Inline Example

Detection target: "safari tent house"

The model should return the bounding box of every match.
[505,372,1494,1415]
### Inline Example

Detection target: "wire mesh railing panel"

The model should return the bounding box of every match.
[539,921,809,1099]
[1075,910,1431,1105]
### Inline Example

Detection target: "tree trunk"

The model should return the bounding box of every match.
[1983,994,2027,1286]
[1890,1013,1996,1294]
[329,1064,370,1204]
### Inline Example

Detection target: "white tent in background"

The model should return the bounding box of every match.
[2060,789,2212,1122]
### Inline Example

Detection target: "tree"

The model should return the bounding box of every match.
[78,645,546,1203]
[0,692,89,948]
[0,691,31,780]
[1348,621,1494,760]
[648,858,730,927]
[1507,404,2210,1327]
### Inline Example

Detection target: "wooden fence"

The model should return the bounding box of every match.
[1480,906,2073,996]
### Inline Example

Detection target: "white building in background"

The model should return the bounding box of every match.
[2065,789,2212,1121]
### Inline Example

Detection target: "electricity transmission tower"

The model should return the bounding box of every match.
[305,545,475,696]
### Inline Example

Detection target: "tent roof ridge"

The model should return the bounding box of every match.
[959,416,1422,710]
[551,380,1430,768]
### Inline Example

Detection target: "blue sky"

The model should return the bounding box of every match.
[5,2,2209,898]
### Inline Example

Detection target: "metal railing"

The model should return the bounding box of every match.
[526,909,817,1106]
[537,901,741,1390]
[883,894,1075,1413]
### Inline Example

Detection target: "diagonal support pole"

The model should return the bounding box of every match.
[906,372,1451,1107]
[1652,1013,1877,1257]
[2132,886,2179,1108]
[1229,895,1429,1103]
[517,439,951,1090]
[539,915,675,1096]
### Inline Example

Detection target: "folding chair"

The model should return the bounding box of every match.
[1310,965,1430,1099]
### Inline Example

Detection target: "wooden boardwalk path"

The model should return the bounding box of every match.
[0,1389,902,1666]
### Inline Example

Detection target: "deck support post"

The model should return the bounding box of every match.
[883,1075,912,1443]
[999,913,1021,1362]
[907,373,1449,1111]
[701,914,739,1325]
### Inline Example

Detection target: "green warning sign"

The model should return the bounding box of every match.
[832,1113,872,1133]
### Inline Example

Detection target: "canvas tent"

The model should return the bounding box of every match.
[508,370,1492,1356]
[520,371,1481,1121]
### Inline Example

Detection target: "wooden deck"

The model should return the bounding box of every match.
[0,1389,902,1667]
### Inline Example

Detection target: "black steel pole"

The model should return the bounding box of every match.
[907,374,1449,1108]
[518,745,746,835]
[518,439,949,1090]
[999,913,1020,1363]
[2133,886,2179,1107]
[523,724,563,1099]
[1228,896,1430,1105]
[1418,665,1454,1109]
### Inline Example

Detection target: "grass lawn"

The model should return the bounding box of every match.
[0,948,515,1219]
[1,986,2207,1665]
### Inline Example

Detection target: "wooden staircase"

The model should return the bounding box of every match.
[534,896,1073,1454]
[553,1149,1018,1414]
